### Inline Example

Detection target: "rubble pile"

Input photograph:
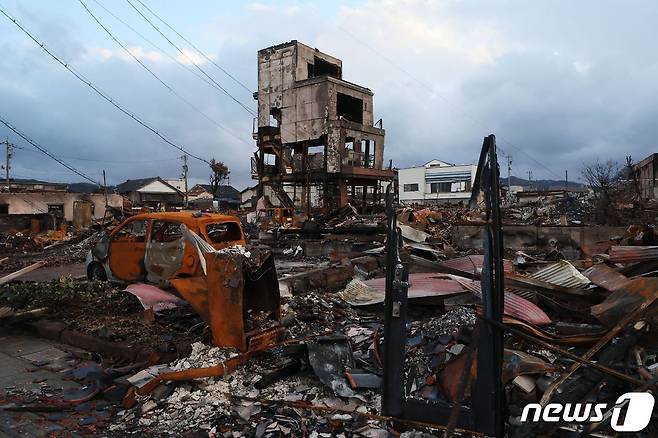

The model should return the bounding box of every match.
[1,202,657,436]
[0,230,103,275]
[0,231,42,254]
[0,278,201,346]
[503,191,596,225]
[397,206,466,251]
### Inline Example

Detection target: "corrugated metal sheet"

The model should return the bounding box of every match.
[367,273,467,299]
[440,255,514,275]
[449,275,551,325]
[530,260,590,289]
[609,246,658,263]
[339,274,467,306]
[582,264,630,291]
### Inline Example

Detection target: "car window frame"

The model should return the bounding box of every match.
[149,220,185,243]
[110,217,150,243]
[202,220,243,244]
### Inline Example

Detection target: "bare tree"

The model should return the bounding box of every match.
[581,158,625,224]
[581,159,622,200]
[208,159,230,200]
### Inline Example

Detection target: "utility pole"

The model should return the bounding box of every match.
[103,169,108,208]
[565,170,568,190]
[181,154,189,208]
[527,170,533,191]
[1,139,13,192]
[503,153,513,202]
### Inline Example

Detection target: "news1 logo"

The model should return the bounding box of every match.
[520,392,654,432]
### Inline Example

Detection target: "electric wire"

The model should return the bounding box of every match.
[90,0,247,109]
[0,116,101,186]
[16,146,180,164]
[77,0,249,146]
[125,0,257,117]
[133,0,252,95]
[308,3,563,180]
[0,4,211,164]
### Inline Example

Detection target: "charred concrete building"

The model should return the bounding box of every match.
[252,40,394,213]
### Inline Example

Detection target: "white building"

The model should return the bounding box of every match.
[398,159,477,204]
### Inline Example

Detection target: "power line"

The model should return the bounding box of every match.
[125,0,318,144]
[0,4,211,164]
[0,116,101,185]
[18,148,180,163]
[308,4,562,180]
[90,0,249,111]
[77,0,248,146]
[121,0,320,145]
[125,0,257,118]
[132,0,253,95]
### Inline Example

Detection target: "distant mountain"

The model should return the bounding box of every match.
[506,175,585,190]
[68,182,104,193]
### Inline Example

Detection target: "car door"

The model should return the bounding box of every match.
[144,220,191,284]
[108,218,150,282]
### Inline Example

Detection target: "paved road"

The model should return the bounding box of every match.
[0,334,83,437]
[18,263,87,282]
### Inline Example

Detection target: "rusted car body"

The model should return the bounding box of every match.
[86,212,281,351]
[86,212,246,283]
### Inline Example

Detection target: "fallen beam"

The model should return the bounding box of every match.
[0,261,45,285]
[479,315,643,387]
[538,292,658,406]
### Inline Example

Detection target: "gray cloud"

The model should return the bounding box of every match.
[1,0,657,190]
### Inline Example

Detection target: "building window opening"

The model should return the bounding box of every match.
[403,183,419,192]
[337,93,363,124]
[269,108,280,127]
[47,204,64,215]
[361,139,375,168]
[308,56,341,79]
[307,145,325,171]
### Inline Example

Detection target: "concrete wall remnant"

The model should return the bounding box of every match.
[253,40,395,213]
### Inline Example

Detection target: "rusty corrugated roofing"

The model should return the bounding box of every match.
[367,273,467,299]
[609,246,658,263]
[449,275,552,325]
[530,260,590,289]
[582,264,630,291]
[439,255,514,275]
[339,274,468,306]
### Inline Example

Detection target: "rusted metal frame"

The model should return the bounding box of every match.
[501,315,603,346]
[581,375,658,435]
[444,322,482,438]
[468,136,489,208]
[382,136,506,434]
[538,292,658,406]
[478,315,644,386]
[381,184,474,429]
[382,183,408,417]
[231,395,485,436]
[470,134,505,437]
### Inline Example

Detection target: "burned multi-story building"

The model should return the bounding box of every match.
[252,40,394,213]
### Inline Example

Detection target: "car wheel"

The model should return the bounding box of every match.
[88,262,107,281]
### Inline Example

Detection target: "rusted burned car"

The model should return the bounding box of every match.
[86,212,282,351]
[86,211,246,283]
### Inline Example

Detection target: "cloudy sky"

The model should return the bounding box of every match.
[0,0,656,189]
